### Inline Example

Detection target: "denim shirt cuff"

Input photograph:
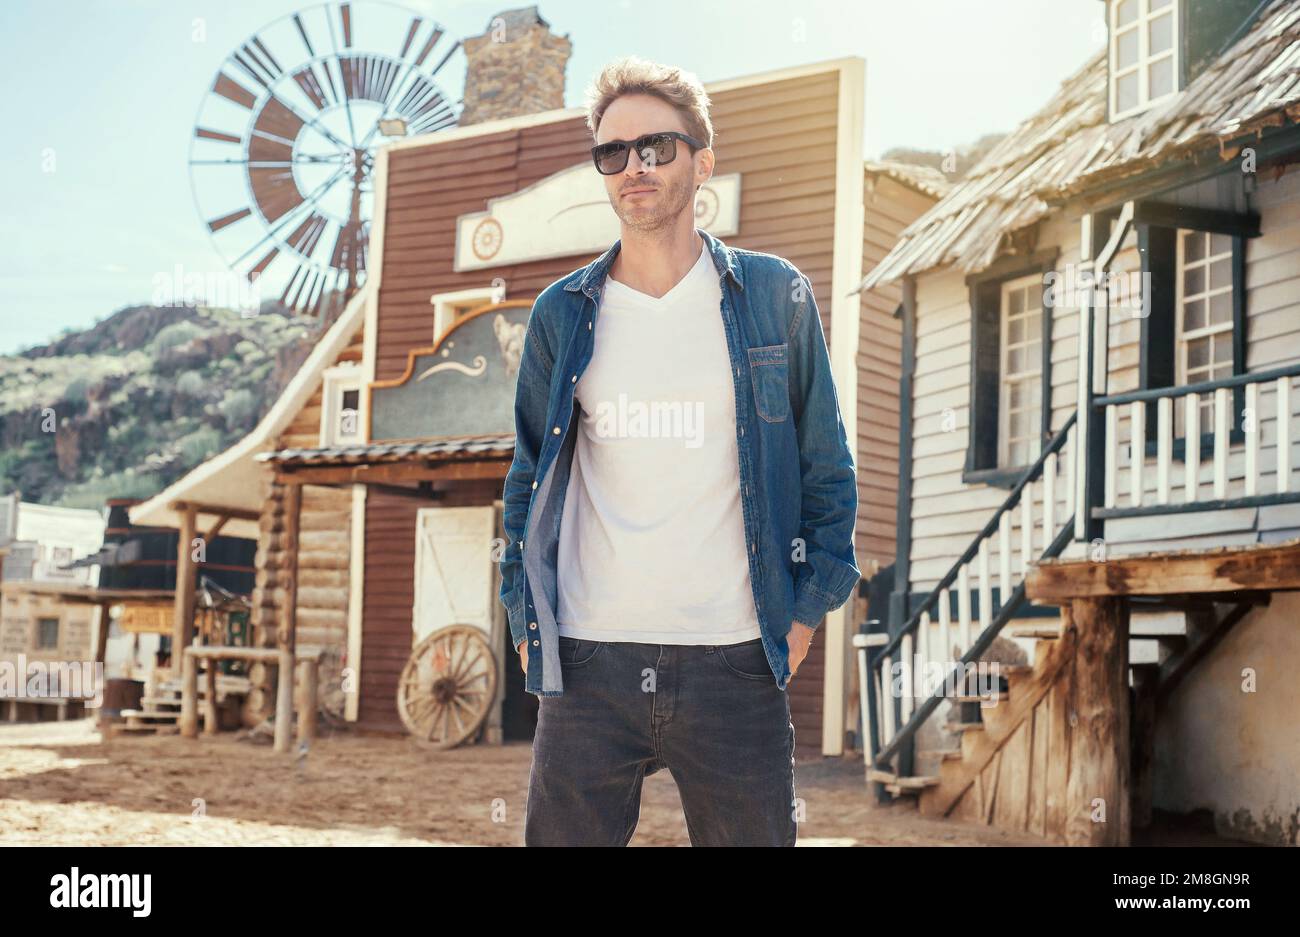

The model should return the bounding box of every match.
[507,598,527,649]
[791,581,835,632]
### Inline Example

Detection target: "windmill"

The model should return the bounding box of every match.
[189,2,465,319]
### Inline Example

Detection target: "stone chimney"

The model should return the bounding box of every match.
[458,6,572,127]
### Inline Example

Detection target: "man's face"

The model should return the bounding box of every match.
[595,94,711,233]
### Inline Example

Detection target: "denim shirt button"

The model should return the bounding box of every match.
[552,426,561,434]
[531,481,538,489]
[529,621,537,630]
[532,639,540,647]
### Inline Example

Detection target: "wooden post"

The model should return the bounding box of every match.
[274,649,294,753]
[172,503,199,658]
[297,658,318,745]
[1130,666,1157,831]
[202,660,218,736]
[1064,596,1130,846]
[180,649,199,738]
[274,483,302,754]
[94,600,112,665]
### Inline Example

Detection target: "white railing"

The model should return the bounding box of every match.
[868,416,1078,763]
[1092,365,1300,518]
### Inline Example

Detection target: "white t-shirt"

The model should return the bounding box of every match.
[555,240,762,645]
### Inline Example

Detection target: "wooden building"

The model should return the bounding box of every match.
[860,0,1300,844]
[0,496,105,719]
[135,55,945,754]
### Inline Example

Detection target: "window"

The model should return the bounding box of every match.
[1176,229,1235,433]
[1110,0,1180,120]
[964,250,1057,488]
[37,617,59,649]
[1137,220,1246,451]
[320,365,363,446]
[430,286,506,343]
[999,275,1045,468]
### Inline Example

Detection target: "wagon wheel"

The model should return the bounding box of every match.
[396,625,498,750]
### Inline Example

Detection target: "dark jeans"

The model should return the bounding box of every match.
[525,636,797,846]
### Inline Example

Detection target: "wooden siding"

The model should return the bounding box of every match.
[906,168,1300,592]
[367,69,853,739]
[858,173,936,573]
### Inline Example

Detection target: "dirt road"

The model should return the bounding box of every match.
[0,719,1044,846]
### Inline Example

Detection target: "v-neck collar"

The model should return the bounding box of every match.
[604,238,709,307]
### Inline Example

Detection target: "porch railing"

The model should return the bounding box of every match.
[1090,363,1300,521]
[865,412,1079,775]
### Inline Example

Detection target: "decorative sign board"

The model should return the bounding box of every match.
[454,163,741,271]
[369,303,531,441]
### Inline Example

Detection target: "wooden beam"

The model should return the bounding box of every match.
[94,600,112,665]
[172,503,198,654]
[1064,597,1130,847]
[1132,201,1261,239]
[280,484,301,654]
[203,515,230,542]
[1026,540,1300,602]
[169,501,259,523]
[274,458,509,487]
[275,484,301,755]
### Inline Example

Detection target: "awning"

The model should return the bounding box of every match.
[257,433,515,489]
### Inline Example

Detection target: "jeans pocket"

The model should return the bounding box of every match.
[717,639,773,680]
[558,636,604,667]
[747,344,790,423]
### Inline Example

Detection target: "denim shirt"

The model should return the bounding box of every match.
[499,228,860,697]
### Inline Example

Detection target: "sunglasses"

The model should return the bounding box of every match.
[590,131,707,175]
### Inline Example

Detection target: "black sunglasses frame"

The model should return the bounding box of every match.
[590,131,708,175]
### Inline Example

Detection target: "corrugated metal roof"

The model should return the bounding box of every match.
[257,433,516,466]
[863,0,1300,288]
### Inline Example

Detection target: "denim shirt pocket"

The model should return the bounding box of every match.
[747,343,790,423]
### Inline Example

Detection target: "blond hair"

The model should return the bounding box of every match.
[584,56,713,148]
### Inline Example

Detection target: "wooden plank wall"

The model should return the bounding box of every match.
[365,69,847,734]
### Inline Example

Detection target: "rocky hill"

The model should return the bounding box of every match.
[0,304,330,509]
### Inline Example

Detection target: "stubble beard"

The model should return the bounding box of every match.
[612,172,694,235]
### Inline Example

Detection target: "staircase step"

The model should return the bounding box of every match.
[918,749,963,763]
[1008,626,1062,639]
[867,769,939,795]
[121,709,180,722]
[951,693,1007,705]
[1129,611,1186,636]
[1129,639,1163,665]
[885,778,938,796]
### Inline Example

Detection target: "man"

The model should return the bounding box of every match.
[498,56,860,846]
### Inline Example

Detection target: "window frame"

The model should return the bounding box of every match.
[963,249,1059,490]
[1174,228,1237,434]
[997,273,1048,470]
[36,616,59,650]
[320,364,364,447]
[1136,220,1248,459]
[1109,0,1182,122]
[430,285,507,345]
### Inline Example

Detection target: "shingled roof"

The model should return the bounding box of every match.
[863,0,1300,289]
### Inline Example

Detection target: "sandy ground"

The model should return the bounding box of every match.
[0,718,1047,846]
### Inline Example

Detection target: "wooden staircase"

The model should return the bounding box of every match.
[880,599,1261,838]
[106,673,251,736]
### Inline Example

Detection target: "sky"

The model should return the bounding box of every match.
[0,0,1103,354]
